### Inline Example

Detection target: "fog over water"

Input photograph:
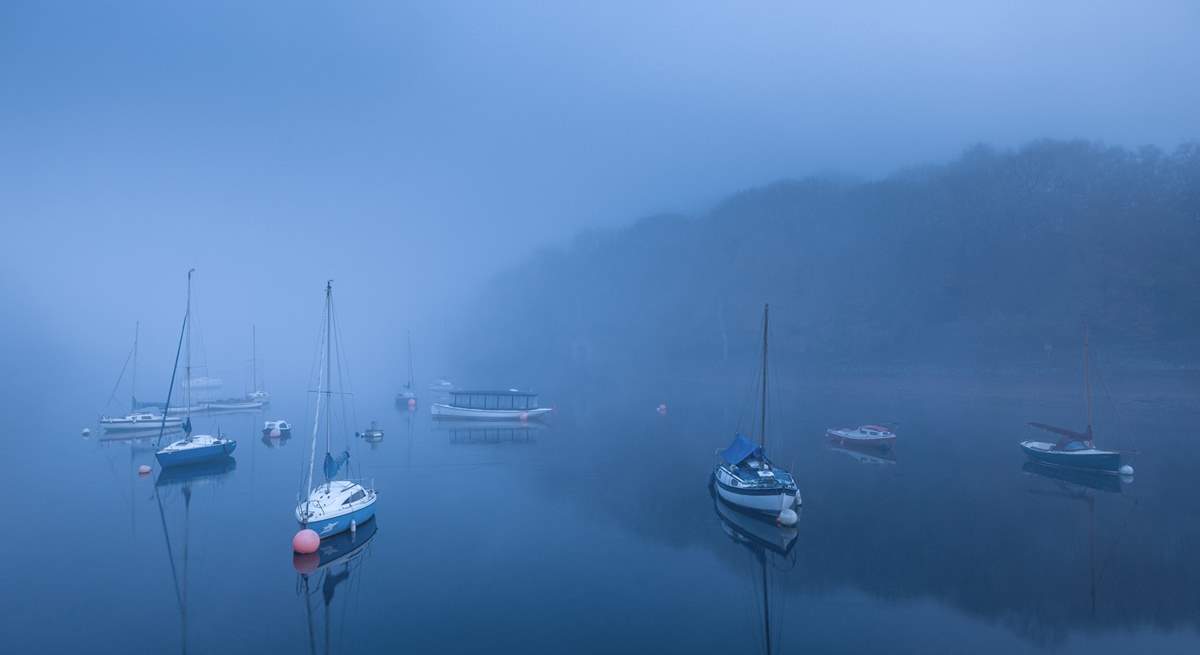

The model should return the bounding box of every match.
[2,3,1200,653]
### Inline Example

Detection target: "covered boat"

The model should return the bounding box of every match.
[714,434,800,514]
[101,412,184,432]
[826,424,896,449]
[431,389,552,420]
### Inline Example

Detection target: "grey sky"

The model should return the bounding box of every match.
[2,1,1197,386]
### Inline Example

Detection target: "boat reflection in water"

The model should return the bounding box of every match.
[828,441,897,466]
[154,456,237,654]
[434,418,544,444]
[1022,460,1126,618]
[294,518,378,655]
[711,486,797,655]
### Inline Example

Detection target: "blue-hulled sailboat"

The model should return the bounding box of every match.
[155,269,237,468]
[295,281,377,539]
[1020,327,1129,476]
[713,304,801,516]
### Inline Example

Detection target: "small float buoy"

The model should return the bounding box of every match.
[269,428,281,437]
[408,398,417,409]
[1119,464,1134,476]
[656,403,667,415]
[777,508,798,526]
[293,529,320,554]
[137,464,152,476]
[81,427,91,437]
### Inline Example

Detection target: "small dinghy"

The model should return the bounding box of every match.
[826,425,896,450]
[263,420,292,438]
[358,421,384,442]
[1020,327,1130,476]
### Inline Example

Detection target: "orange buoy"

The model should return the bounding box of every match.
[137,464,152,475]
[292,529,320,554]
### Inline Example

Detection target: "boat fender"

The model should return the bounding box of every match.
[350,519,357,535]
[1120,465,1134,476]
[777,509,798,526]
[293,529,320,554]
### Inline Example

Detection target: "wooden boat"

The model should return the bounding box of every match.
[1020,327,1130,476]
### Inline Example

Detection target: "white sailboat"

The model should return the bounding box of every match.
[295,281,377,539]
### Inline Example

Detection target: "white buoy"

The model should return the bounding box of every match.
[777,508,798,526]
[81,428,91,436]
[1119,464,1134,476]
[137,464,152,475]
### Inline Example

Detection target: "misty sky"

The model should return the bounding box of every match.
[3,1,1198,391]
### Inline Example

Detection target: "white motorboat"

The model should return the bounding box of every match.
[826,425,897,449]
[101,413,183,432]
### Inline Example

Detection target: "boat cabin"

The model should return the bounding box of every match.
[448,390,539,410]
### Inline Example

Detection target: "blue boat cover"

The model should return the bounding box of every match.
[721,433,761,466]
[324,450,350,480]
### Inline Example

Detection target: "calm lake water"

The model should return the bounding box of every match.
[6,373,1199,654]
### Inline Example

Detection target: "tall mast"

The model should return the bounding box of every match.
[131,321,139,411]
[407,330,414,389]
[185,268,193,418]
[761,304,769,449]
[761,551,772,655]
[251,324,258,393]
[1083,324,1093,440]
[325,281,333,457]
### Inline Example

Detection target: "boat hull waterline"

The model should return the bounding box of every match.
[1019,441,1122,474]
[430,404,552,420]
[156,439,238,467]
[714,468,800,514]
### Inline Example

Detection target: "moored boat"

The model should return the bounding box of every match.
[295,281,377,541]
[712,304,801,517]
[826,424,896,450]
[358,420,384,442]
[101,412,184,432]
[263,419,292,438]
[431,389,552,420]
[1019,327,1130,476]
[153,269,238,468]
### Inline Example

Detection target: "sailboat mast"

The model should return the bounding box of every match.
[761,304,769,449]
[185,269,193,417]
[252,324,257,393]
[132,321,139,411]
[325,281,333,460]
[1083,325,1093,439]
[407,330,414,389]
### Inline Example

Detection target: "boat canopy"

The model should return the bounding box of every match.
[449,390,538,410]
[721,433,762,466]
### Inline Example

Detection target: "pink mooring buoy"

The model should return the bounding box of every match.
[292,529,320,554]
[137,464,152,476]
[408,398,417,409]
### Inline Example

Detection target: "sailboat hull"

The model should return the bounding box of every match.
[1019,441,1121,473]
[300,498,377,539]
[156,441,238,467]
[714,468,799,513]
